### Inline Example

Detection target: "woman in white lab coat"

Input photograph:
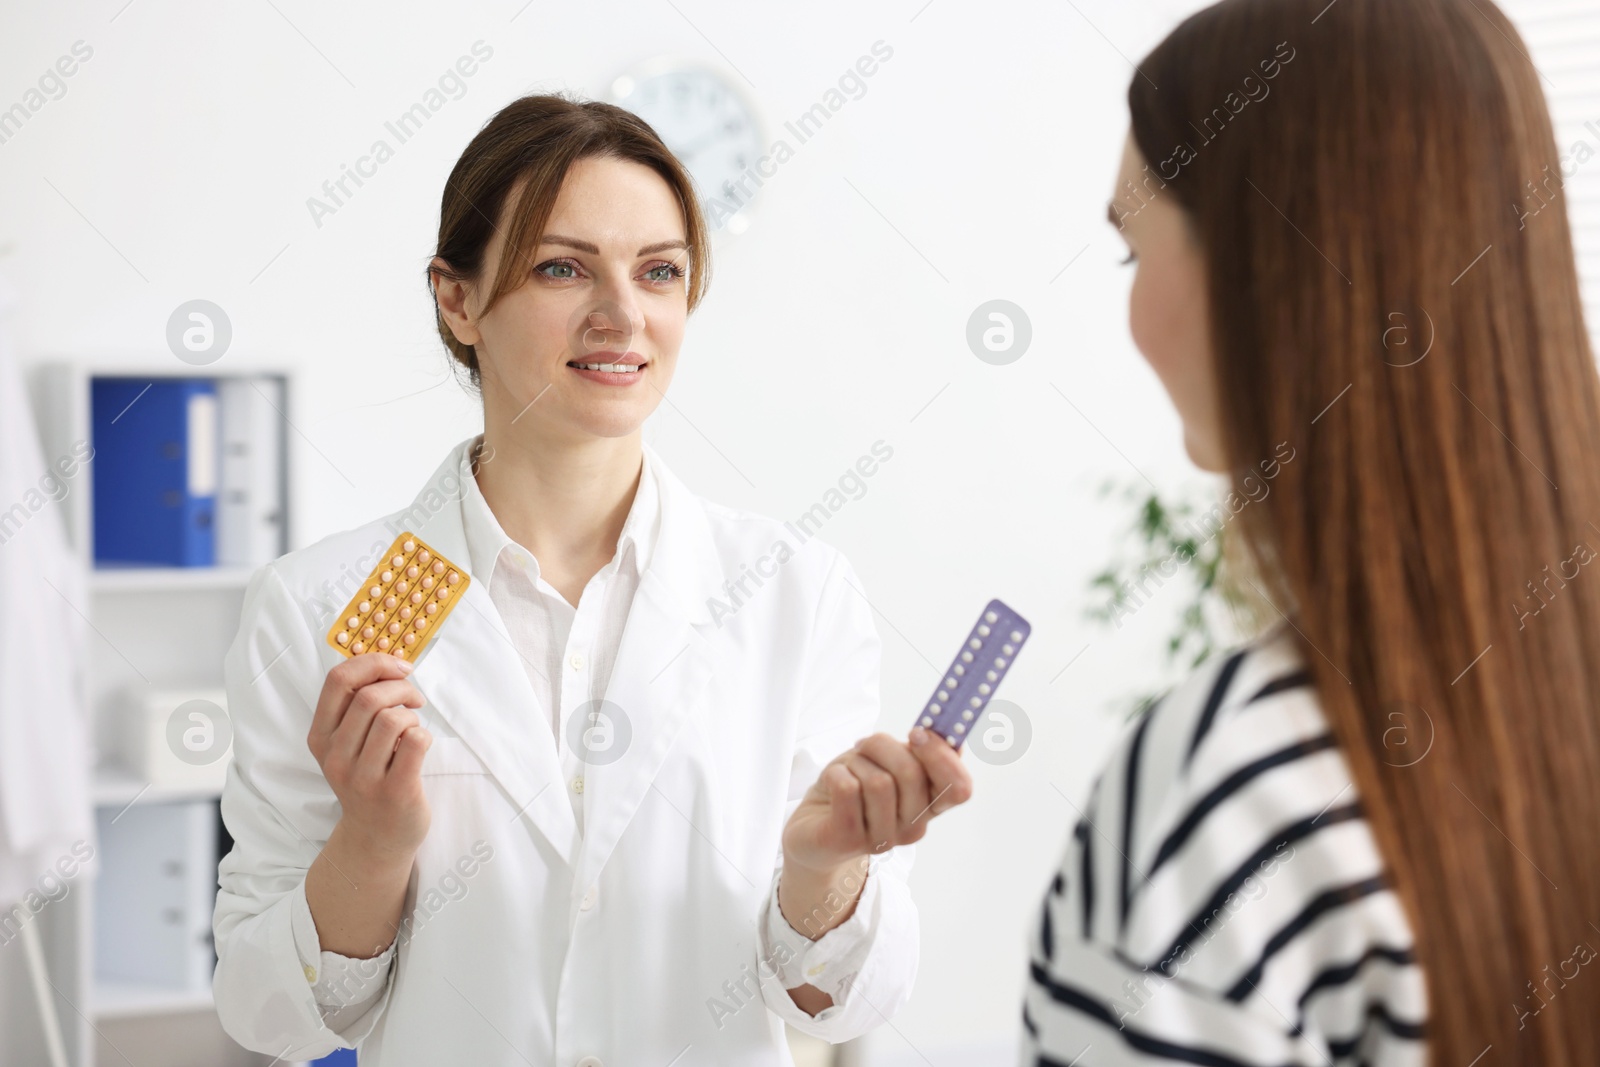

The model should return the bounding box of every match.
[212,94,971,1067]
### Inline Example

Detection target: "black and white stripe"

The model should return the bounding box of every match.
[1022,626,1427,1066]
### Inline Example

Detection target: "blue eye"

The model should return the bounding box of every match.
[645,263,685,283]
[537,260,578,279]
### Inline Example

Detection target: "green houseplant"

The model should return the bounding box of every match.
[1084,477,1271,719]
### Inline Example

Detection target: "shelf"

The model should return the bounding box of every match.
[26,360,296,1065]
[93,980,215,1020]
[93,764,225,808]
[90,566,257,593]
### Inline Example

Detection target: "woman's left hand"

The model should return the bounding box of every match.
[781,727,974,875]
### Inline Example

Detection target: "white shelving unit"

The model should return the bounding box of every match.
[24,361,296,1067]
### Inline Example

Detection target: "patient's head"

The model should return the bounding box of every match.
[1107,132,1218,471]
[1113,2,1600,1063]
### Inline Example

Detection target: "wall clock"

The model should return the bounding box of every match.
[610,59,767,236]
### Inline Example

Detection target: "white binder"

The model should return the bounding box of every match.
[216,376,286,566]
[93,800,218,992]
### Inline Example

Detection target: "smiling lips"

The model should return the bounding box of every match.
[568,351,647,383]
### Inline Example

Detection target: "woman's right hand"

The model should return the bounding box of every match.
[307,653,433,859]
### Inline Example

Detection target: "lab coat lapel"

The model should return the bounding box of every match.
[574,444,722,895]
[402,441,579,865]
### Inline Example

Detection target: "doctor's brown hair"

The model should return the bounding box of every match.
[1127,0,1600,1061]
[428,93,713,388]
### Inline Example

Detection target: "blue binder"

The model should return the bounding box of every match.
[91,377,218,566]
[312,1050,357,1065]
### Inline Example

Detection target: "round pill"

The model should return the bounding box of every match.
[970,697,982,708]
[380,570,393,584]
[979,683,991,695]
[351,641,365,654]
[432,561,444,575]
[1003,643,1016,655]
[415,617,428,630]
[407,565,419,579]
[945,677,957,689]
[410,591,423,604]
[447,571,461,586]
[967,638,981,650]
[418,549,430,563]
[335,631,350,646]
[403,539,415,553]
[1011,630,1023,642]
[362,626,375,639]
[400,606,413,620]
[369,585,381,598]
[936,690,949,702]
[437,586,451,599]
[388,621,401,635]
[377,636,391,650]
[962,710,974,721]
[986,670,998,682]
[977,625,991,636]
[953,665,965,676]
[954,722,966,733]
[985,611,998,623]
[422,576,435,589]
[373,611,386,625]
[384,596,397,609]
[396,580,409,594]
[346,616,359,629]
[357,600,371,614]
[929,703,942,714]
[391,555,403,568]
[403,632,417,646]
[961,651,973,663]
[425,602,438,615]
[995,657,1008,668]
[921,716,933,727]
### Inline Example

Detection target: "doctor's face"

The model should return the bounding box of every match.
[1108,132,1224,473]
[440,155,690,443]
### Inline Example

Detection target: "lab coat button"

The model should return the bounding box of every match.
[571,776,585,794]
[303,964,317,983]
[569,653,586,671]
[580,885,597,911]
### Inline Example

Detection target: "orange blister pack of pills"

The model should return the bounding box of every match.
[325,532,470,662]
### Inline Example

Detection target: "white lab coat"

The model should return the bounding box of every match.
[0,268,92,908]
[212,436,918,1066]
[0,270,93,1067]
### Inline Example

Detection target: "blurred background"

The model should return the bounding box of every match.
[0,1,1594,1064]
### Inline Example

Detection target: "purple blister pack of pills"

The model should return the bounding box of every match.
[914,599,1031,747]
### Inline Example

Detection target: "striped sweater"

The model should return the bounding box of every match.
[1021,624,1428,1066]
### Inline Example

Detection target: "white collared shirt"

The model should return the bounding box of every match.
[290,438,881,1029]
[455,437,660,835]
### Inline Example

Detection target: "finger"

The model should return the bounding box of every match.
[845,753,898,851]
[388,725,433,785]
[327,678,424,772]
[822,762,865,846]
[310,654,414,750]
[353,706,422,787]
[907,727,974,818]
[855,733,932,829]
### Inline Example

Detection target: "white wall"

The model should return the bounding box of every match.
[9,0,1505,1062]
[0,1,1247,1061]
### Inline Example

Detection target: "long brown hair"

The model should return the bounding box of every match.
[429,93,713,389]
[1129,0,1600,1061]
